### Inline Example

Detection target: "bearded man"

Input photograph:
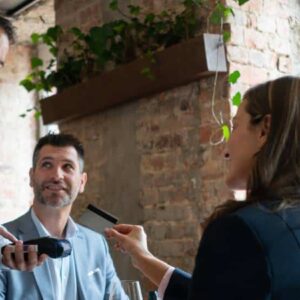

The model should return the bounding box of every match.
[0,133,126,300]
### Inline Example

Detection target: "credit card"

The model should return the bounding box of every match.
[78,204,118,234]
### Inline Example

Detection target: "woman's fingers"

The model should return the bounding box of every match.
[105,227,125,240]
[111,224,135,234]
[105,224,149,258]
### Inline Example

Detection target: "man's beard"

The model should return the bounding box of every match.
[33,183,75,208]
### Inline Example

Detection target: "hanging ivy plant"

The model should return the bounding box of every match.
[20,0,204,94]
[20,0,250,94]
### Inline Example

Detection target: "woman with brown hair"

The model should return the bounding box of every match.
[106,76,300,300]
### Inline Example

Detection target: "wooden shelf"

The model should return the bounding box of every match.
[41,33,227,124]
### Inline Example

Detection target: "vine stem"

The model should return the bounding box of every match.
[210,16,225,145]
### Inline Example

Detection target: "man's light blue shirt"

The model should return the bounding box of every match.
[31,208,78,300]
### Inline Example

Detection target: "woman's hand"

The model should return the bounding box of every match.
[105,224,151,268]
[105,224,172,286]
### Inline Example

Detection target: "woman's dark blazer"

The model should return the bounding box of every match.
[164,203,300,300]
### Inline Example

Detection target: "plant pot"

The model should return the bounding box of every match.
[41,33,227,124]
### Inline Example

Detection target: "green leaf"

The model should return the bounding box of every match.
[34,111,42,119]
[210,3,234,24]
[140,67,155,80]
[24,74,33,81]
[222,124,230,142]
[128,5,141,16]
[31,57,43,68]
[228,70,241,84]
[109,0,118,10]
[236,0,249,5]
[38,70,46,79]
[42,34,53,46]
[70,27,85,39]
[192,0,203,5]
[145,13,155,23]
[232,92,242,106]
[223,31,231,42]
[145,50,156,63]
[113,22,126,33]
[19,113,26,118]
[31,33,40,44]
[19,79,36,92]
[87,26,114,59]
[223,6,234,18]
[46,25,63,42]
[49,46,58,56]
[210,4,223,25]
[160,10,169,18]
[35,83,44,91]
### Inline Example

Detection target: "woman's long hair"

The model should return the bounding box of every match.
[207,76,300,224]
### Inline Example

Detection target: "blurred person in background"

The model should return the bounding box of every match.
[0,15,17,246]
[0,16,15,68]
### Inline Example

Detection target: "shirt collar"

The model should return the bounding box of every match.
[30,208,78,239]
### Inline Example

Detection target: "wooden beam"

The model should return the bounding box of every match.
[41,34,227,124]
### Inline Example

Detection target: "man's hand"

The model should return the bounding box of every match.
[2,241,47,272]
[0,226,47,271]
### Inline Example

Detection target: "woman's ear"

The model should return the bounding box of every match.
[259,114,271,144]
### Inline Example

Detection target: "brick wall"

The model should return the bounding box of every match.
[226,0,300,99]
[135,79,229,271]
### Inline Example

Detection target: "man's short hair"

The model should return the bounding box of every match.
[0,16,15,43]
[32,133,85,171]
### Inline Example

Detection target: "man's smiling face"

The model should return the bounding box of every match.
[30,145,87,208]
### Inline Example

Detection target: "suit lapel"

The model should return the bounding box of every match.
[32,261,56,300]
[17,210,56,300]
[72,230,88,299]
